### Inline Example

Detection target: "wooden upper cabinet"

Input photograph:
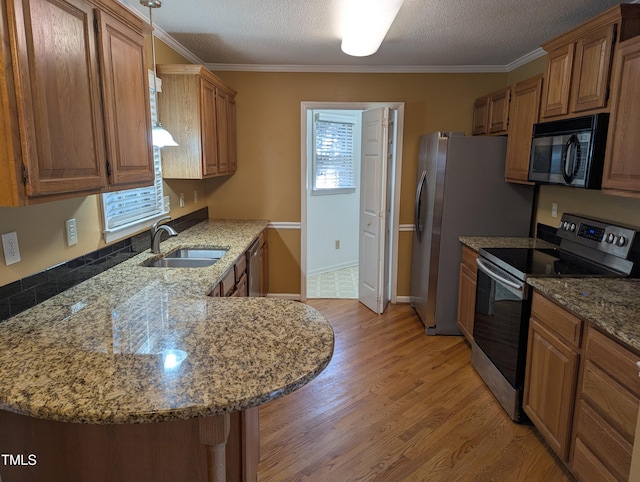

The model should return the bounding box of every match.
[472,86,510,135]
[541,43,575,118]
[570,24,616,113]
[488,86,511,133]
[505,75,542,184]
[96,9,154,188]
[200,78,219,177]
[8,0,108,199]
[601,35,640,197]
[472,96,489,135]
[540,4,640,120]
[0,0,153,206]
[156,64,237,180]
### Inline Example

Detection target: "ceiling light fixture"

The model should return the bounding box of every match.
[341,0,405,57]
[140,0,178,147]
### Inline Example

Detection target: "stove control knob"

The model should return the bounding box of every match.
[617,236,626,247]
[606,233,616,244]
[563,222,570,230]
[558,221,564,229]
[569,223,576,232]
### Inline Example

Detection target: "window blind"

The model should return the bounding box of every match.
[313,116,355,191]
[101,72,166,241]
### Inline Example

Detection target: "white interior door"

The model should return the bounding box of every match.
[358,107,390,314]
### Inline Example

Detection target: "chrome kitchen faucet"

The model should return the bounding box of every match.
[150,216,178,254]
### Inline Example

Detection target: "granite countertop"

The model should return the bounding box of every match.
[528,278,640,352]
[459,235,640,352]
[0,220,335,424]
[459,236,556,251]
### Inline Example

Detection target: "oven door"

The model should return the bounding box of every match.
[473,257,530,388]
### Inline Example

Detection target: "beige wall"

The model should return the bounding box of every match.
[206,70,508,295]
[0,38,201,287]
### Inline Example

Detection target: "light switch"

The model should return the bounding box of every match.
[2,231,21,265]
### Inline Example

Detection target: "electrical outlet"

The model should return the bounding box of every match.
[179,192,185,208]
[193,190,198,203]
[163,195,170,212]
[2,231,21,265]
[551,202,558,218]
[335,240,340,249]
[65,218,78,246]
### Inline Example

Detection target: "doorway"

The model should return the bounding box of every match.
[300,101,405,310]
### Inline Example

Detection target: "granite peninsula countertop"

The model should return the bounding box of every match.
[0,219,335,424]
[459,235,640,353]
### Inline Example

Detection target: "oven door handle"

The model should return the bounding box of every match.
[476,258,525,292]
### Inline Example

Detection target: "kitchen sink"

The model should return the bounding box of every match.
[142,247,228,268]
[165,248,228,259]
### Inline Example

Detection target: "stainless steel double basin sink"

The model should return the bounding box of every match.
[143,248,228,268]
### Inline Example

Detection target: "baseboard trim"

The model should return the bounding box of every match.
[395,296,411,303]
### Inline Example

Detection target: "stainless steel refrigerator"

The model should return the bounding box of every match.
[410,132,534,335]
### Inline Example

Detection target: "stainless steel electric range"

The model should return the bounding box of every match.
[471,213,640,422]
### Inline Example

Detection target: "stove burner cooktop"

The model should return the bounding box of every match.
[480,247,619,281]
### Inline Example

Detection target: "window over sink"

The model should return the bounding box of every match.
[101,72,168,243]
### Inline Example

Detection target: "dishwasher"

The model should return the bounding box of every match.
[247,239,261,297]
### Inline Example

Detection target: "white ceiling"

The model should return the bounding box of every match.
[121,0,633,72]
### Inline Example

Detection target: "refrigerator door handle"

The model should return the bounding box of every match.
[414,170,427,242]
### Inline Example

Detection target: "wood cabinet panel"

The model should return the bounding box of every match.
[573,437,619,482]
[524,317,580,461]
[581,361,639,441]
[200,78,219,176]
[488,86,511,133]
[156,64,236,180]
[602,36,640,196]
[96,9,154,187]
[541,43,575,118]
[530,292,582,347]
[505,75,542,183]
[10,0,108,197]
[0,0,153,206]
[570,24,616,113]
[472,96,489,135]
[456,245,477,342]
[574,400,633,481]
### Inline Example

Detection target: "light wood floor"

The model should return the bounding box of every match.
[257,299,575,481]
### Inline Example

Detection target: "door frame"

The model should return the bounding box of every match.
[300,101,405,303]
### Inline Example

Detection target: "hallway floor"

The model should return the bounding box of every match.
[307,265,358,299]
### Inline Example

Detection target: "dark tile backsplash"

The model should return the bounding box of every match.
[0,207,208,322]
[536,223,561,245]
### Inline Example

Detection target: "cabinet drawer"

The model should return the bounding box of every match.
[574,400,632,481]
[581,360,639,441]
[531,292,583,347]
[572,437,618,482]
[232,274,247,297]
[585,326,640,398]
[221,269,236,296]
[235,255,247,283]
[209,283,222,297]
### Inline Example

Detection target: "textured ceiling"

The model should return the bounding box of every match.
[121,0,632,71]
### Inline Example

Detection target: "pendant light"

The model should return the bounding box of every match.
[140,0,178,147]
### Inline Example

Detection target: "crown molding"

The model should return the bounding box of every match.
[118,0,547,74]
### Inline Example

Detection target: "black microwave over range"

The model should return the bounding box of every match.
[471,213,640,422]
[528,113,609,188]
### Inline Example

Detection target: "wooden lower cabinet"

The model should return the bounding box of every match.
[524,291,640,481]
[571,325,640,481]
[456,245,478,342]
[523,310,581,461]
